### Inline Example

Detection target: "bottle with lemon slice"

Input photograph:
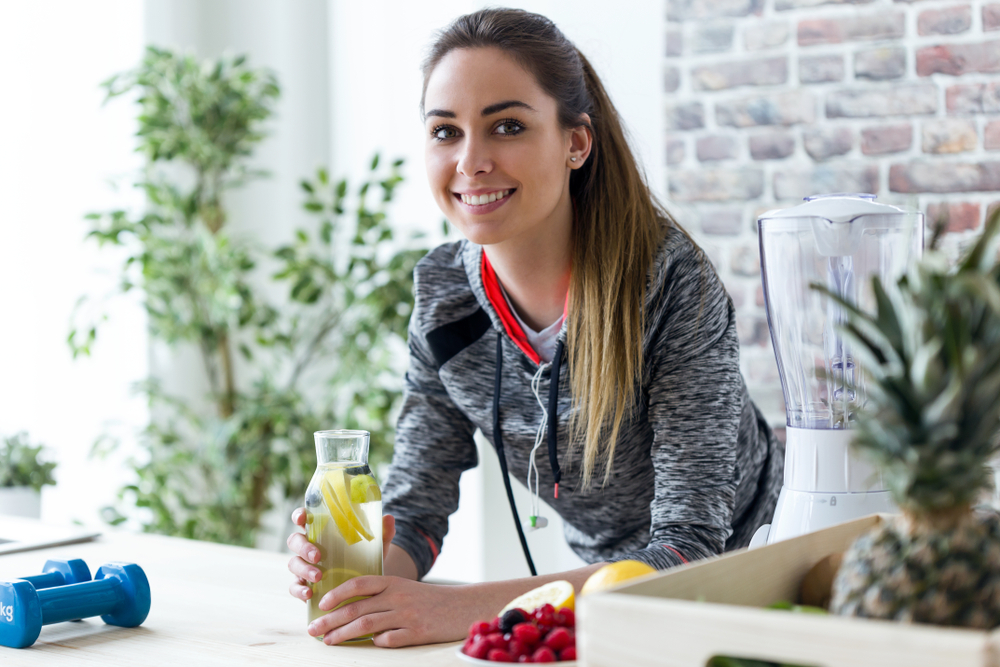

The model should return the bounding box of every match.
[304,430,383,638]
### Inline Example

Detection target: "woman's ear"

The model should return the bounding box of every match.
[568,113,593,168]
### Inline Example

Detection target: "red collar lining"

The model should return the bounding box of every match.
[481,250,542,365]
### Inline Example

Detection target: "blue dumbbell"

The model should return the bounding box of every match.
[16,559,92,591]
[0,562,150,649]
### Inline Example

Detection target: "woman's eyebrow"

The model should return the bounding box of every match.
[424,100,537,120]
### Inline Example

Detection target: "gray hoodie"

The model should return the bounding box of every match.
[382,224,784,579]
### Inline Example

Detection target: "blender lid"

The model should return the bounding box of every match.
[759,193,914,225]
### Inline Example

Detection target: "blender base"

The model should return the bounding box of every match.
[750,487,895,547]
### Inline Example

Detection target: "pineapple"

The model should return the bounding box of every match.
[821,206,1000,629]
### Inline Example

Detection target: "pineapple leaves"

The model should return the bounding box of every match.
[813,203,1000,513]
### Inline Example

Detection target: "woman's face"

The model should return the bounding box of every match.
[423,47,589,247]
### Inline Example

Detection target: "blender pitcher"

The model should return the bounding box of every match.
[305,430,383,634]
[752,194,923,545]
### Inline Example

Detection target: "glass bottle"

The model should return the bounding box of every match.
[304,430,383,637]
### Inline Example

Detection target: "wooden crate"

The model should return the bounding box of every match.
[578,515,1000,667]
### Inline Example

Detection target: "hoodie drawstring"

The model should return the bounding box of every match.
[492,335,565,577]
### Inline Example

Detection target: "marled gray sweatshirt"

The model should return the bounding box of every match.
[382,224,784,579]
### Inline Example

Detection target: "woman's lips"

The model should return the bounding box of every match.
[453,189,516,215]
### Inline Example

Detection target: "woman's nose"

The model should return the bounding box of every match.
[456,137,493,177]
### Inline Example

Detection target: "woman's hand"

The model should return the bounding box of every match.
[286,508,396,602]
[306,575,485,647]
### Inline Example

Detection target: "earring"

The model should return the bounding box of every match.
[570,157,577,162]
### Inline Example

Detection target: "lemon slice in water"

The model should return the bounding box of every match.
[327,469,374,541]
[350,474,381,503]
[500,579,575,615]
[321,477,362,545]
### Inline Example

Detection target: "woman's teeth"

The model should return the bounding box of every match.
[460,190,511,206]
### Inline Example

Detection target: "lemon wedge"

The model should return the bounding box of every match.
[320,477,362,545]
[350,474,382,503]
[306,511,329,544]
[500,579,575,615]
[580,560,657,596]
[327,469,374,542]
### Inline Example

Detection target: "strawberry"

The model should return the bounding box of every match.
[543,627,573,652]
[531,646,557,663]
[511,622,542,645]
[559,646,577,660]
[487,648,513,662]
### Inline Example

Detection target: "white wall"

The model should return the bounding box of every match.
[3,0,665,578]
[327,0,665,582]
[0,1,147,528]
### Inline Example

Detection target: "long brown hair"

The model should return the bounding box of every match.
[422,8,676,487]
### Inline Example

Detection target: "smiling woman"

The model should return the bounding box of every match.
[287,7,784,650]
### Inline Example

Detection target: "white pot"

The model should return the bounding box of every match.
[0,486,42,519]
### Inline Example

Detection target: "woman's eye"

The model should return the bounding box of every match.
[495,121,523,136]
[432,126,458,141]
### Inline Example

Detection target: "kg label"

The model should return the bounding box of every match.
[0,602,12,623]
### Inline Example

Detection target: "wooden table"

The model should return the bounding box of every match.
[0,524,464,665]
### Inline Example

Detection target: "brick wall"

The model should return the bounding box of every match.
[664,0,1000,422]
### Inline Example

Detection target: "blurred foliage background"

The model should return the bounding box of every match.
[71,47,426,546]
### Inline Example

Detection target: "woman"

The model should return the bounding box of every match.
[287,8,783,647]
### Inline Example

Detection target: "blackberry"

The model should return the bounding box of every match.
[498,608,527,633]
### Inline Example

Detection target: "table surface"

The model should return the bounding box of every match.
[0,520,465,665]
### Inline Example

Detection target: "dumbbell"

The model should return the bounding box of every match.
[14,559,92,591]
[0,562,150,649]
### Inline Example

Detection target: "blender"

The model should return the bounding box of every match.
[750,194,923,546]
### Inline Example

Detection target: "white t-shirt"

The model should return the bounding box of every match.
[499,284,565,364]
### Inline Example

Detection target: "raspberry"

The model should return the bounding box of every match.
[485,632,507,651]
[465,637,490,659]
[469,620,491,638]
[487,648,513,662]
[507,638,532,659]
[555,607,575,627]
[511,622,542,645]
[499,608,528,633]
[531,646,557,663]
[533,604,556,629]
[560,646,577,660]
[488,617,502,633]
[543,627,573,652]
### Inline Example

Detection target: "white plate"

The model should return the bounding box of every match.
[455,646,577,665]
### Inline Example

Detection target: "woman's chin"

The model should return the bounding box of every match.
[448,217,512,247]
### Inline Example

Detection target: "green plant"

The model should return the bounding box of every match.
[0,433,57,492]
[818,207,1000,628]
[71,46,426,546]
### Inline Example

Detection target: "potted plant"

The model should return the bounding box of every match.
[0,433,58,519]
[818,206,1000,628]
[70,47,427,546]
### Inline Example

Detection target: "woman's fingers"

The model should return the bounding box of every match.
[289,580,312,601]
[371,627,418,648]
[287,531,321,564]
[319,610,399,646]
[291,507,308,527]
[308,592,380,637]
[288,554,322,586]
[318,575,389,611]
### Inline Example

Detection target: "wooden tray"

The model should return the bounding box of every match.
[577,515,1000,667]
